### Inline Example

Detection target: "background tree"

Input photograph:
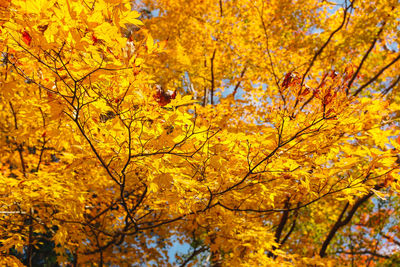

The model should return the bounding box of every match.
[1,0,400,266]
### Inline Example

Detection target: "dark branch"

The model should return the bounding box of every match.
[179,246,208,267]
[280,205,299,246]
[210,49,216,105]
[347,23,386,93]
[301,3,350,86]
[353,53,400,96]
[319,184,384,257]
[268,198,290,257]
[335,250,390,259]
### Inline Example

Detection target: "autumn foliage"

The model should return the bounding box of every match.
[1,0,400,266]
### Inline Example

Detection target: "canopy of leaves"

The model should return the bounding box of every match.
[1,0,400,266]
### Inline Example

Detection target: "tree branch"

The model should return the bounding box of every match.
[301,3,351,86]
[319,184,384,257]
[280,205,299,246]
[179,246,208,267]
[210,49,216,105]
[353,53,400,96]
[347,23,386,93]
[268,198,290,257]
[335,250,390,259]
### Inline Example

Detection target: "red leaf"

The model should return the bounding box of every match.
[281,72,292,89]
[92,34,99,44]
[22,31,32,46]
[154,85,176,106]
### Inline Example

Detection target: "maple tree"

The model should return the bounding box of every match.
[1,0,400,266]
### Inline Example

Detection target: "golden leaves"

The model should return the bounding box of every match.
[1,0,400,266]
[120,10,143,26]
[0,255,24,267]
